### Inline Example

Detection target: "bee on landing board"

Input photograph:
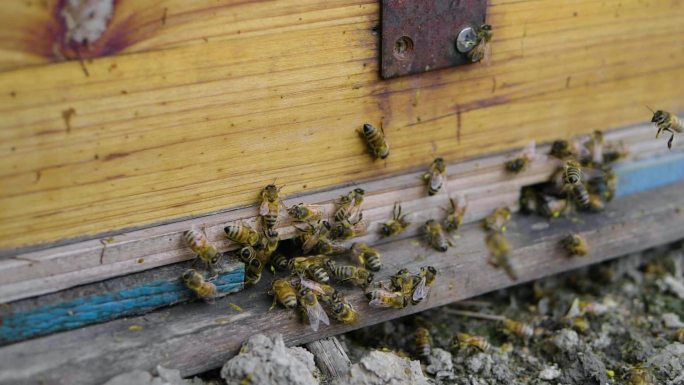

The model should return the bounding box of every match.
[359,123,390,159]
[183,229,221,273]
[411,266,437,305]
[351,243,382,272]
[423,158,446,196]
[444,195,467,232]
[424,220,451,252]
[366,288,408,309]
[298,287,330,332]
[181,269,217,301]
[483,207,511,233]
[327,261,374,289]
[505,141,538,174]
[334,188,364,224]
[224,223,260,247]
[270,278,298,309]
[485,231,518,281]
[381,202,410,237]
[287,203,323,222]
[561,233,588,257]
[649,108,683,150]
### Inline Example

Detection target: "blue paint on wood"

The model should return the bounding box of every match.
[615,152,684,198]
[0,266,244,344]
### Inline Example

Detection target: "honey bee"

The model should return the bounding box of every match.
[501,318,534,340]
[561,233,588,256]
[650,109,683,150]
[224,223,260,246]
[289,256,331,283]
[244,255,264,285]
[298,287,330,332]
[423,158,446,196]
[485,231,518,281]
[259,184,283,229]
[296,221,340,254]
[271,253,289,271]
[453,332,491,352]
[257,228,279,260]
[536,193,566,219]
[183,229,221,271]
[572,183,591,210]
[359,123,390,159]
[287,203,323,222]
[391,268,415,300]
[327,261,374,288]
[381,203,410,237]
[563,159,583,185]
[676,328,684,343]
[549,139,574,159]
[467,24,492,64]
[271,278,298,309]
[424,219,451,252]
[411,266,437,305]
[444,195,467,232]
[483,207,511,233]
[628,365,655,385]
[298,277,340,304]
[330,298,359,324]
[181,269,217,301]
[414,327,432,361]
[505,141,537,174]
[366,288,408,309]
[583,130,604,167]
[334,188,365,223]
[351,243,382,272]
[329,218,368,240]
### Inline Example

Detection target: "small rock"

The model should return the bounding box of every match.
[102,371,160,385]
[332,350,429,385]
[221,334,319,385]
[662,313,684,329]
[646,342,684,383]
[538,364,561,381]
[425,348,455,381]
[464,353,492,374]
[551,329,579,353]
[662,276,684,299]
[156,366,188,385]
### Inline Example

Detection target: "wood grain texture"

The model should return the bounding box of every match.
[1,125,677,304]
[0,0,683,250]
[1,180,683,385]
[305,337,351,380]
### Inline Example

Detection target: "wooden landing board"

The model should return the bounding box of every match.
[1,0,683,250]
[0,261,243,344]
[0,125,679,304]
[0,181,683,385]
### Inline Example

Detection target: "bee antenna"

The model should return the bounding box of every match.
[645,105,655,113]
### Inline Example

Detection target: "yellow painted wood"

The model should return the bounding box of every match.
[0,0,683,250]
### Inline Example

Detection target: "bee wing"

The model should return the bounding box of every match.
[369,298,392,308]
[259,201,270,216]
[301,234,319,253]
[305,301,330,331]
[430,172,444,191]
[300,277,326,295]
[482,41,492,66]
[412,277,428,302]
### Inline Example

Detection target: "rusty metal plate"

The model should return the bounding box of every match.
[381,0,487,79]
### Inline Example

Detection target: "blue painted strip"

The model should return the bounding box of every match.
[0,266,244,344]
[615,152,684,198]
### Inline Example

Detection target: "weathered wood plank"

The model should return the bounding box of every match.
[0,125,678,303]
[1,180,682,385]
[0,0,682,250]
[305,337,351,380]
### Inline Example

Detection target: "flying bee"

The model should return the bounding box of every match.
[483,207,511,233]
[537,194,566,219]
[561,233,588,256]
[584,130,604,167]
[505,141,537,174]
[271,278,298,309]
[501,318,534,340]
[298,287,330,332]
[271,253,289,271]
[287,203,323,222]
[485,231,518,281]
[453,332,491,352]
[549,139,574,159]
[224,223,260,246]
[259,183,283,229]
[563,159,583,185]
[423,158,446,196]
[466,24,492,64]
[443,195,467,232]
[650,108,683,150]
[334,188,365,224]
[411,266,437,305]
[181,269,217,301]
[414,327,432,361]
[329,218,368,240]
[359,123,390,159]
[366,288,408,309]
[381,202,410,237]
[391,268,415,301]
[327,261,374,289]
[351,243,382,272]
[424,219,451,252]
[330,298,359,324]
[289,256,330,283]
[183,229,221,272]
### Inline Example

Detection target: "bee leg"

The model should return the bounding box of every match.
[668,133,675,150]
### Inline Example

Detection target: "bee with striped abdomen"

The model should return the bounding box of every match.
[289,256,331,283]
[287,203,323,222]
[501,318,534,340]
[453,332,491,352]
[271,253,289,271]
[330,298,358,324]
[650,109,683,150]
[573,183,591,210]
[483,207,511,233]
[183,229,221,273]
[366,288,408,309]
[561,233,588,257]
[181,269,217,301]
[359,123,390,159]
[298,277,340,304]
[391,268,415,301]
[224,223,260,246]
[257,228,279,260]
[298,287,330,332]
[327,261,374,289]
[466,24,492,64]
[259,184,283,229]
[270,278,298,309]
[505,141,537,174]
[444,195,467,232]
[423,158,446,196]
[424,219,451,252]
[381,203,410,237]
[334,188,365,224]
[563,159,583,186]
[414,327,432,361]
[411,266,437,305]
[296,221,341,254]
[351,243,382,272]
[485,231,517,281]
[329,218,368,240]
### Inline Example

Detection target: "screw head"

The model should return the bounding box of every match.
[456,27,478,53]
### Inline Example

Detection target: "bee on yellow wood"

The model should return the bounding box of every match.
[561,233,588,256]
[381,203,410,237]
[327,261,374,289]
[351,243,382,272]
[549,139,574,159]
[444,195,467,232]
[423,158,446,196]
[289,256,331,283]
[259,183,283,229]
[501,318,534,340]
[411,266,437,305]
[650,109,683,150]
[414,327,432,361]
[505,141,537,174]
[181,269,217,301]
[467,24,492,64]
[183,229,221,271]
[224,223,260,247]
[329,218,368,240]
[298,287,330,332]
[483,207,511,233]
[334,188,365,224]
[366,288,408,309]
[287,203,323,222]
[331,298,359,324]
[424,219,451,252]
[270,278,298,309]
[391,268,415,301]
[485,231,518,281]
[359,123,390,159]
[453,332,491,352]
